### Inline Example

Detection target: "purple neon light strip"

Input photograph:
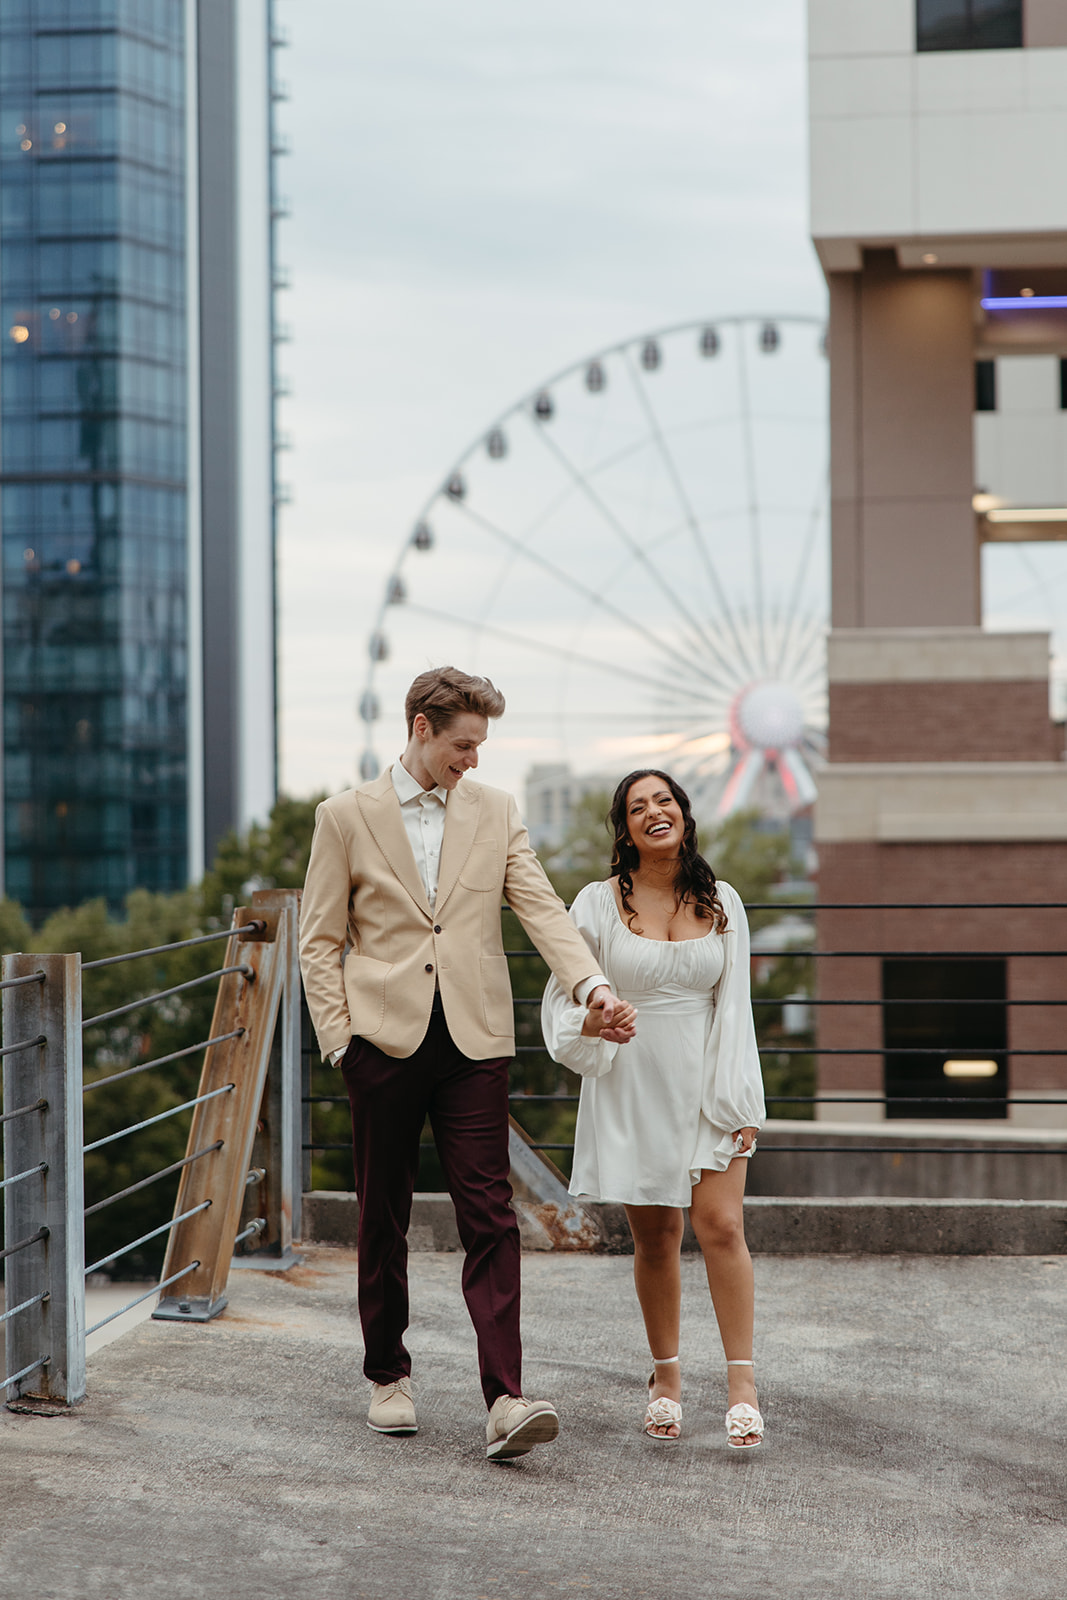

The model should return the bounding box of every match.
[981,296,1067,311]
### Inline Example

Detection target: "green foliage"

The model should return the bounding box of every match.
[700,810,794,932]
[200,793,323,919]
[537,789,614,906]
[0,898,32,953]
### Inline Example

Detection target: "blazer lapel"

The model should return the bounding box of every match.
[435,781,481,913]
[357,768,433,918]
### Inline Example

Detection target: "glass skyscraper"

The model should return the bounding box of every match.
[0,0,279,921]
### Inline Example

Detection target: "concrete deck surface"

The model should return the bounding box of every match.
[2,1247,1066,1600]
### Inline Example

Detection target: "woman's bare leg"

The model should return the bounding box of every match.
[623,1204,685,1437]
[689,1160,759,1441]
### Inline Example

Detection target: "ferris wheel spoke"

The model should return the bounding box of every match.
[776,613,825,685]
[776,620,825,684]
[772,468,828,680]
[401,601,714,701]
[620,347,762,683]
[522,412,745,689]
[733,332,768,672]
[447,498,722,691]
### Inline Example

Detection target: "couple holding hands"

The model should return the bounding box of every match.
[300,667,765,1462]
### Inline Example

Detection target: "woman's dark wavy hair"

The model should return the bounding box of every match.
[608,769,727,934]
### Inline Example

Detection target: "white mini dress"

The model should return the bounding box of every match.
[540,878,765,1207]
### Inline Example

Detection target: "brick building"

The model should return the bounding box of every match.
[807,1,1067,1125]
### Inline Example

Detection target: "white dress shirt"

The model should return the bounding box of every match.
[391,756,448,906]
[330,757,607,1063]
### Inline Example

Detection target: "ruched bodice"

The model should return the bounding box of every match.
[596,909,723,1013]
[541,878,765,1206]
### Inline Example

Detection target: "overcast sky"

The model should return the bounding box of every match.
[275,0,826,800]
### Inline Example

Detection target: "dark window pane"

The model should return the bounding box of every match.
[917,0,1022,51]
[972,0,1023,47]
[883,959,1007,1120]
[974,359,996,412]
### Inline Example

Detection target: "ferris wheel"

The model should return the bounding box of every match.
[358,315,829,819]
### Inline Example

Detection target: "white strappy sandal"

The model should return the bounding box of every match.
[644,1355,682,1442]
[725,1359,764,1449]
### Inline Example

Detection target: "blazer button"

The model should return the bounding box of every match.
[433,924,442,934]
[425,963,434,973]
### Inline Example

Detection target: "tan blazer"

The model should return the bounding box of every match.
[299,768,602,1062]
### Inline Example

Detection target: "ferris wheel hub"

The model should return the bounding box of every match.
[731,680,806,752]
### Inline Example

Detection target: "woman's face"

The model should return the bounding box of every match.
[624,775,685,860]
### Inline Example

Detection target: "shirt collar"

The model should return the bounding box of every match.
[392,757,448,807]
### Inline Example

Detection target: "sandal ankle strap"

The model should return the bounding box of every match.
[726,1359,754,1367]
[651,1354,680,1365]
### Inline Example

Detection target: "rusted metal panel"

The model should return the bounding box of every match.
[231,889,302,1265]
[153,911,288,1322]
[507,1118,602,1252]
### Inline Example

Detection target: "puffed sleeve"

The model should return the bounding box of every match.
[701,880,766,1142]
[540,883,619,1080]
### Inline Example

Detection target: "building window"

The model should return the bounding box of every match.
[1060,359,1067,411]
[883,959,1006,1120]
[974,360,996,412]
[916,0,1022,52]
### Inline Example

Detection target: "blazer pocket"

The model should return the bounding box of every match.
[342,953,393,1036]
[459,839,500,892]
[480,954,514,1037]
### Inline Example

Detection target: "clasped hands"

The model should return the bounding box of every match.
[581,984,637,1044]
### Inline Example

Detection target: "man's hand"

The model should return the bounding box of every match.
[582,984,636,1043]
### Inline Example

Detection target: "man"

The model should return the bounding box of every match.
[300,666,635,1461]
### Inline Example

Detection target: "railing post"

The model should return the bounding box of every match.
[2,952,85,1406]
[300,993,314,1196]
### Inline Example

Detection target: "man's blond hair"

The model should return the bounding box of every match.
[405,666,506,736]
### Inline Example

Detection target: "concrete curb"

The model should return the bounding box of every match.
[301,1191,1067,1256]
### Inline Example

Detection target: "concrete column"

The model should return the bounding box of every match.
[829,251,978,628]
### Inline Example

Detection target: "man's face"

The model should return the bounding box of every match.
[411,711,488,791]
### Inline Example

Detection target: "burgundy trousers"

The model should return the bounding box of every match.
[341,1007,522,1407]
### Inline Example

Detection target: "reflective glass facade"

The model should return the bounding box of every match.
[0,0,188,917]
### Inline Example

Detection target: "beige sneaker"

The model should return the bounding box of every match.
[485,1394,560,1461]
[367,1377,417,1435]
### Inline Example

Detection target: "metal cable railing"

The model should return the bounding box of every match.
[85,1030,245,1095]
[82,1083,235,1155]
[84,1261,202,1340]
[82,964,254,1031]
[75,927,258,1345]
[299,897,1067,1174]
[83,1142,224,1218]
[0,1227,48,1266]
[2,894,300,1405]
[0,1161,48,1192]
[81,921,265,972]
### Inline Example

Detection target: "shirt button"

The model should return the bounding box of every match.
[434,924,441,934]
[425,963,434,973]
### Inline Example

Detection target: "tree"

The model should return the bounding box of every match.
[199,793,325,919]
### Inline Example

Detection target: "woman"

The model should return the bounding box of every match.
[541,770,766,1447]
